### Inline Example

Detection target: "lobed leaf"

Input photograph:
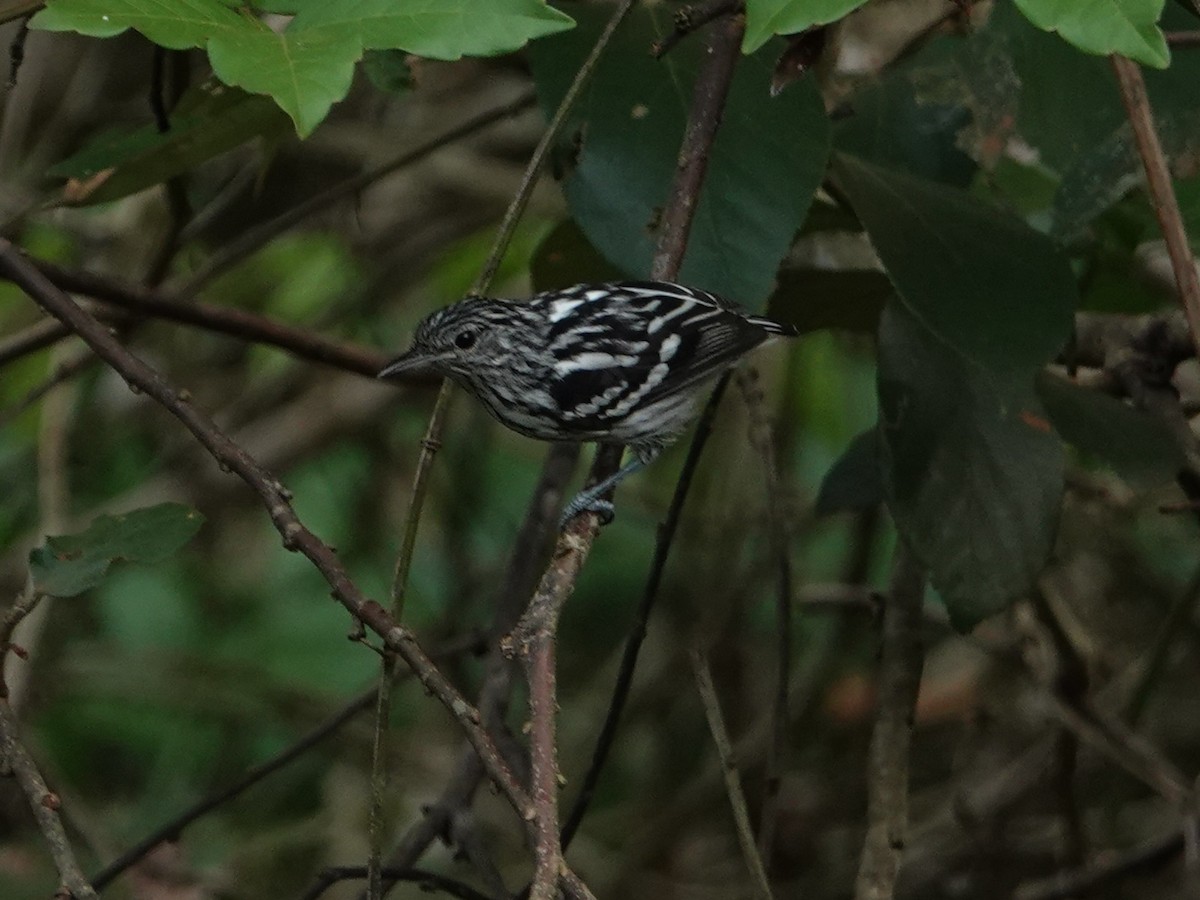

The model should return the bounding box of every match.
[743,0,869,53]
[1013,0,1169,69]
[29,504,205,598]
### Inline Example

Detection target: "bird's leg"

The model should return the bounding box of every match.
[559,456,646,529]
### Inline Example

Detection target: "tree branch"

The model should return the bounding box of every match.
[0,700,97,898]
[509,12,748,898]
[854,543,926,900]
[0,238,536,834]
[1111,56,1200,362]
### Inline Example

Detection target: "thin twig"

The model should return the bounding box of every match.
[650,14,746,278]
[1111,56,1200,361]
[0,239,536,829]
[28,260,393,377]
[0,584,41,698]
[652,0,743,58]
[92,686,387,890]
[1166,30,1200,47]
[688,646,774,900]
[854,543,926,900]
[0,352,95,432]
[559,377,731,850]
[0,701,98,898]
[176,91,538,297]
[0,317,75,368]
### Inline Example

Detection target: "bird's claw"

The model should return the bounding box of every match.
[559,498,615,530]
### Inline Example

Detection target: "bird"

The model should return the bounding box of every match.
[378,280,798,526]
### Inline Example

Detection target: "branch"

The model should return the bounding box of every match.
[0,700,97,898]
[688,646,775,900]
[91,685,389,890]
[854,543,926,900]
[25,260,395,378]
[559,376,732,850]
[510,12,748,897]
[0,239,536,831]
[1111,56,1200,361]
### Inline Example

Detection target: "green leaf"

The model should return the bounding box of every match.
[32,0,362,136]
[530,3,831,307]
[816,428,884,515]
[878,304,1064,629]
[530,219,626,292]
[832,153,1076,375]
[1037,371,1184,484]
[1013,0,1169,68]
[29,503,204,598]
[766,268,891,335]
[832,154,1075,627]
[206,23,361,136]
[288,0,575,58]
[32,0,244,47]
[45,80,291,207]
[743,0,869,53]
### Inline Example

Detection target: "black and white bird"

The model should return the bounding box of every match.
[379,281,797,525]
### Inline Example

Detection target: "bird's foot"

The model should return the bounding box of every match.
[559,494,615,530]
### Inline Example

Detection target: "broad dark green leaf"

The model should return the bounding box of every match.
[530,2,831,307]
[832,152,1076,375]
[46,81,290,207]
[530,220,625,292]
[1037,371,1184,484]
[766,268,890,335]
[816,428,884,515]
[29,503,204,598]
[832,155,1074,626]
[878,304,1064,629]
[1013,0,1169,68]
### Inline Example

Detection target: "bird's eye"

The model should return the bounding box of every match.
[454,329,477,350]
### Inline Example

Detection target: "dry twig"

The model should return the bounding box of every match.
[689,646,775,900]
[854,544,926,900]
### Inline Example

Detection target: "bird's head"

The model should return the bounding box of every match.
[378,298,528,382]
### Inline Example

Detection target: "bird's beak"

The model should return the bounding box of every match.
[377,350,437,380]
